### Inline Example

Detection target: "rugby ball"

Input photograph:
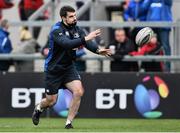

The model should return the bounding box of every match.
[135,27,154,47]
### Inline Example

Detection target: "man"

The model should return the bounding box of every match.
[0,19,12,71]
[108,29,138,71]
[124,0,151,43]
[146,0,173,71]
[124,0,150,21]
[32,6,111,129]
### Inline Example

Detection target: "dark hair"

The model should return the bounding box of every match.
[60,6,75,17]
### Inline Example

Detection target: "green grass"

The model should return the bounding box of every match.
[0,118,180,132]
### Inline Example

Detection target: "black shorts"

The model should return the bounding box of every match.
[45,66,81,95]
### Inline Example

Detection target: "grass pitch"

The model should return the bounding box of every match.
[0,118,179,132]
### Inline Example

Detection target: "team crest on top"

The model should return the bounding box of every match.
[59,33,63,36]
[73,33,80,38]
[65,31,70,36]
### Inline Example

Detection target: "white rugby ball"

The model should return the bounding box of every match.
[135,27,154,47]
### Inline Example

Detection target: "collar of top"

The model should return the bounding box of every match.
[61,21,75,30]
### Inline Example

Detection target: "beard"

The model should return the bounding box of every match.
[68,21,77,27]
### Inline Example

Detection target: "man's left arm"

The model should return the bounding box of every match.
[78,28,99,54]
[85,40,99,54]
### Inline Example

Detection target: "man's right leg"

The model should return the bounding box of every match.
[32,94,57,125]
[40,94,58,109]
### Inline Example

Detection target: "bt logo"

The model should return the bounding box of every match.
[53,89,72,117]
[134,76,169,118]
[11,88,72,118]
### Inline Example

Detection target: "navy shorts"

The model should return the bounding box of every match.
[45,66,81,95]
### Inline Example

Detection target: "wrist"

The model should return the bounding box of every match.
[96,48,100,54]
[85,36,90,41]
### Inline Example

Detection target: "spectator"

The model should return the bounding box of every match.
[124,0,150,21]
[108,29,138,72]
[130,34,164,72]
[18,0,46,39]
[124,0,151,44]
[146,0,173,71]
[13,27,39,72]
[119,0,130,38]
[0,19,12,71]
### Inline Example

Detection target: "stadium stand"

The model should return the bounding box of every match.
[0,0,180,72]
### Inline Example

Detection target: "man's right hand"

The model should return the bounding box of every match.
[85,29,101,41]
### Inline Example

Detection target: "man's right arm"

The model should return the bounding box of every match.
[52,29,86,49]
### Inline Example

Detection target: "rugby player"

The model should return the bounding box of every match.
[32,5,111,129]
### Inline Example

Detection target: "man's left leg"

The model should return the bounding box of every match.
[32,94,58,125]
[65,80,84,129]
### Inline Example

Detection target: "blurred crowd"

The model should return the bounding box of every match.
[0,0,173,72]
[109,0,172,72]
[0,0,45,72]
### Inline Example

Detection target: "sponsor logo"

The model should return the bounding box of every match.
[53,89,72,117]
[134,76,169,118]
[96,89,133,109]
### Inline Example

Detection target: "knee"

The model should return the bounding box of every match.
[73,88,84,97]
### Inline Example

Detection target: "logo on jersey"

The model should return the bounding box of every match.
[65,31,70,36]
[73,33,80,38]
[59,33,63,36]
